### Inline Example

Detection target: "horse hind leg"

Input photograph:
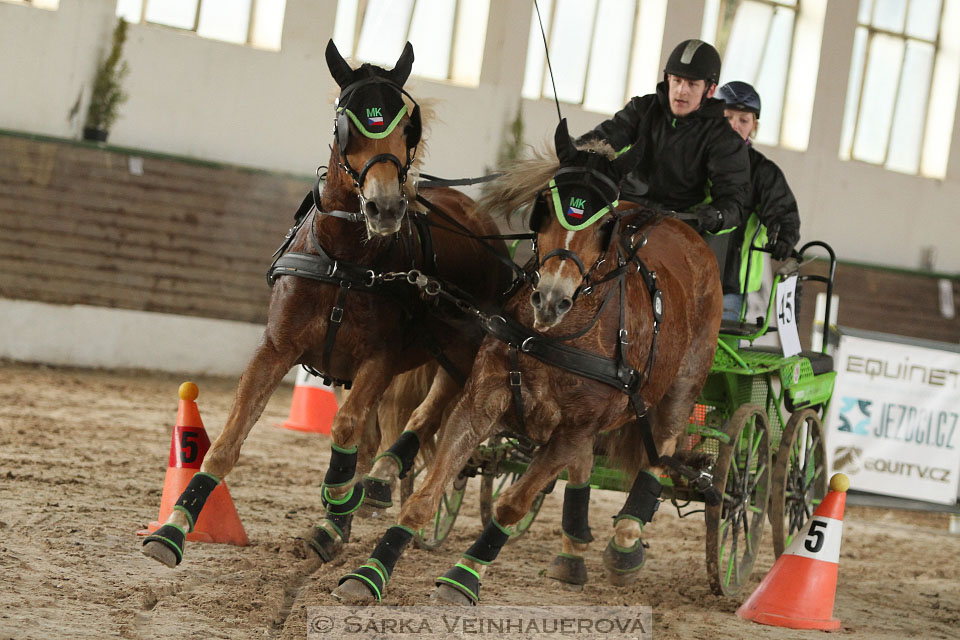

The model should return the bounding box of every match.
[142,337,299,568]
[362,363,449,512]
[545,444,595,590]
[301,357,395,563]
[435,427,580,606]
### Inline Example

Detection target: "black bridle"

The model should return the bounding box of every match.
[332,76,422,221]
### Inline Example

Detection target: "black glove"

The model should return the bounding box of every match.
[771,237,794,261]
[693,205,723,234]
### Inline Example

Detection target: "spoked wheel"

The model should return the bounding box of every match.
[706,404,772,596]
[769,408,828,557]
[479,438,545,542]
[400,468,467,551]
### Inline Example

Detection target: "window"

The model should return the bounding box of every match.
[0,0,58,8]
[522,0,668,115]
[115,0,286,51]
[839,0,960,178]
[702,0,827,151]
[332,0,490,86]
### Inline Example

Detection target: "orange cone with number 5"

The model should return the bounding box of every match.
[137,382,248,546]
[736,473,849,630]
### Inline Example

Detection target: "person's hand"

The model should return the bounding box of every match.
[771,237,794,261]
[694,205,723,233]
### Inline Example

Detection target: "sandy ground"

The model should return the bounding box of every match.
[1,360,958,640]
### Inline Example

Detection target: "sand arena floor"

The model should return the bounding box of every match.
[0,361,958,639]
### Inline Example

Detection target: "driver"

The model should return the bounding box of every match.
[576,39,750,236]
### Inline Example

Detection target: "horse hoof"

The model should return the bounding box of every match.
[298,524,342,563]
[434,584,474,606]
[603,538,645,587]
[546,554,588,586]
[361,476,393,510]
[332,578,378,605]
[142,540,178,568]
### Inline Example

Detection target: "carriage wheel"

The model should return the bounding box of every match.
[769,408,828,557]
[705,404,772,597]
[400,468,467,551]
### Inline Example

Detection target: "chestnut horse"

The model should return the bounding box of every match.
[332,120,722,604]
[141,41,510,569]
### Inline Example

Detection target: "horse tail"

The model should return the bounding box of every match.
[377,362,438,468]
[597,420,650,482]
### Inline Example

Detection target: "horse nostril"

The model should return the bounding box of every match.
[530,291,542,308]
[365,200,379,217]
[557,298,572,313]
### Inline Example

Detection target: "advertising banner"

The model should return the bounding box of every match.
[826,332,960,505]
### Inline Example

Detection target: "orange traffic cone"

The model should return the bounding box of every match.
[280,368,337,434]
[137,382,249,546]
[736,473,849,630]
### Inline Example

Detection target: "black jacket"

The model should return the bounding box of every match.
[713,144,801,294]
[577,82,750,231]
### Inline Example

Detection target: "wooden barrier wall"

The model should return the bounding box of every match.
[0,133,310,324]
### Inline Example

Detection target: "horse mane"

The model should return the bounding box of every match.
[478,138,616,225]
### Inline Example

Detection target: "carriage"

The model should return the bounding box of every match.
[396,237,837,597]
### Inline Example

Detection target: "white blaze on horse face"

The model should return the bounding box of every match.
[532,231,579,331]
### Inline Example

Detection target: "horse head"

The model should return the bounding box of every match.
[527,120,640,330]
[325,39,422,236]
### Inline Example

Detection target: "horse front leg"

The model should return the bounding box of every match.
[363,366,459,510]
[142,335,299,568]
[545,444,595,590]
[301,356,395,562]
[434,428,588,606]
[332,383,508,605]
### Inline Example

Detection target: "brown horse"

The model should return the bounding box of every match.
[332,120,722,604]
[141,41,510,569]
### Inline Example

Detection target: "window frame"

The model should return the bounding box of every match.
[118,0,277,50]
[844,0,946,172]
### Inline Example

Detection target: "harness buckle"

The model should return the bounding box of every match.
[330,307,344,324]
[509,371,522,387]
[619,329,629,345]
[328,260,339,277]
[581,285,594,296]
[365,270,377,287]
[521,337,535,353]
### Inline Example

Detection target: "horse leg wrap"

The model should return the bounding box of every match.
[304,512,353,562]
[561,482,594,543]
[434,518,509,603]
[171,471,220,532]
[339,525,414,601]
[323,481,365,516]
[375,431,420,480]
[461,518,511,565]
[323,443,358,489]
[143,523,187,566]
[603,537,647,576]
[614,470,662,526]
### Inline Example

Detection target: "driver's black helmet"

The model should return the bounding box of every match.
[664,39,721,85]
[718,81,762,118]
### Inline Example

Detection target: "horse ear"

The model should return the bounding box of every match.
[390,42,415,86]
[611,141,642,179]
[325,39,354,89]
[554,119,576,163]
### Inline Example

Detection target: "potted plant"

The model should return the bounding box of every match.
[83,17,130,143]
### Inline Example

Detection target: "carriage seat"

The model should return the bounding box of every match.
[718,319,777,337]
[740,345,834,376]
